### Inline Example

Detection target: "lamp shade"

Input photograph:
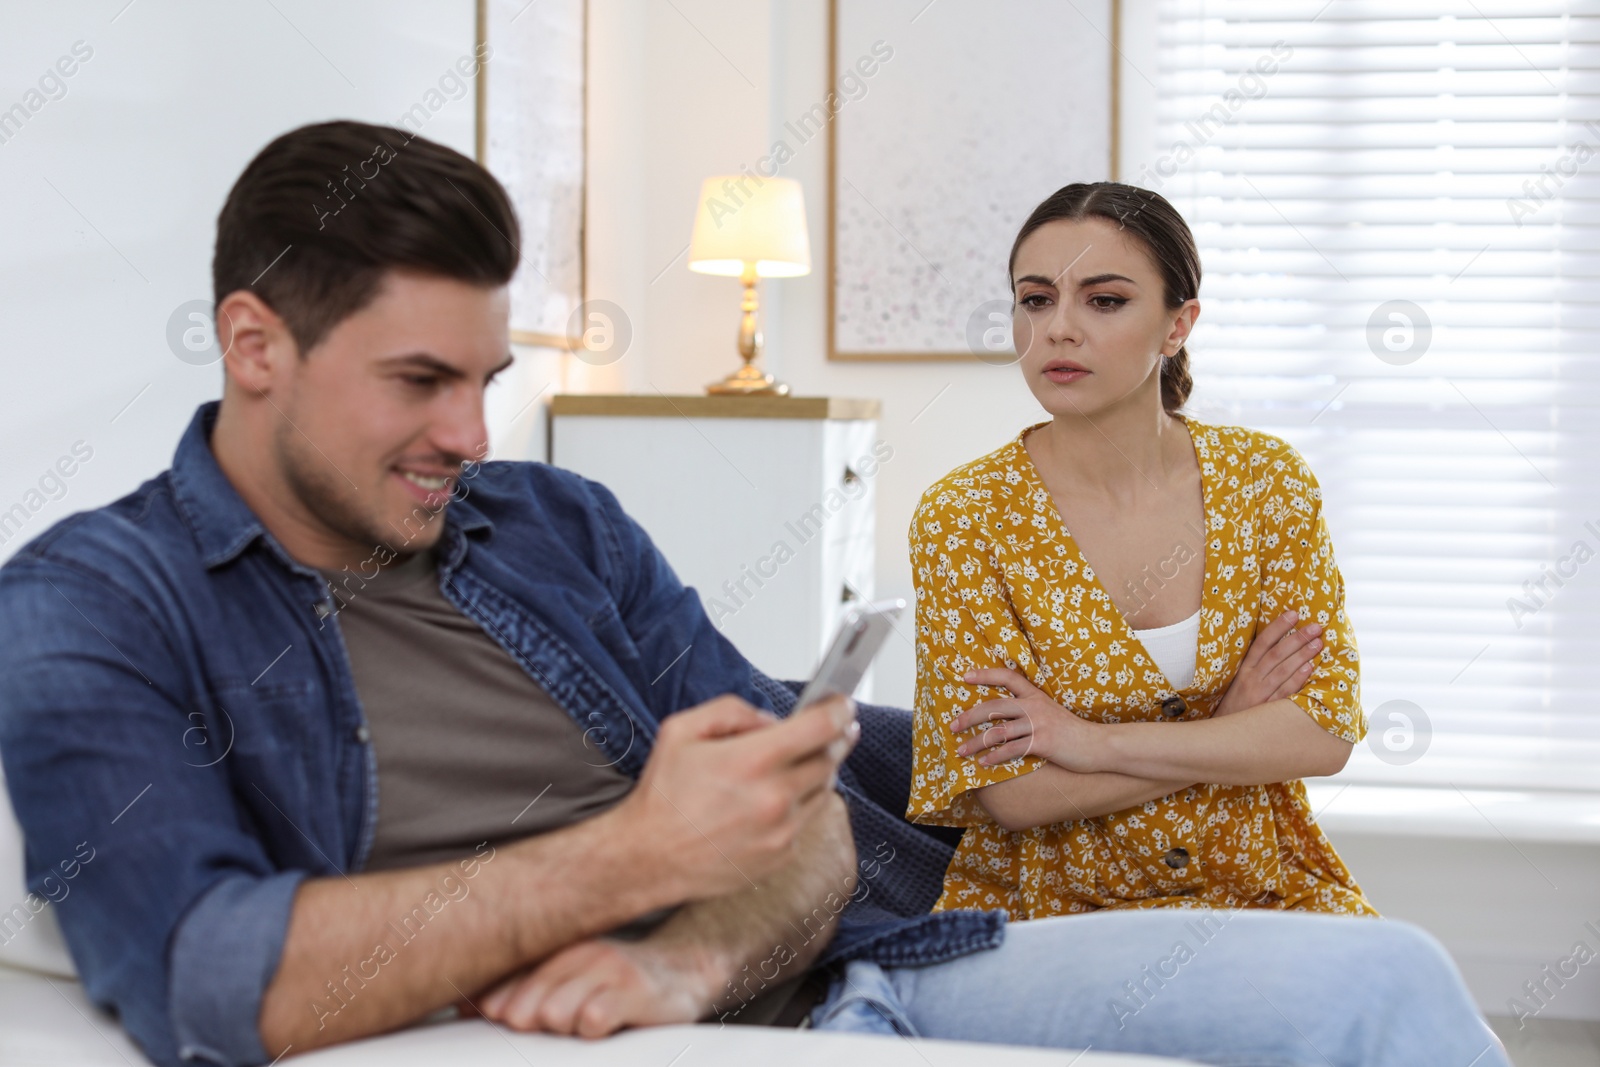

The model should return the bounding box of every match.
[687,175,811,278]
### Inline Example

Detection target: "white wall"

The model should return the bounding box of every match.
[0,0,480,564]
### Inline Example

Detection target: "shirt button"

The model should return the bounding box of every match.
[1161,695,1187,719]
[314,601,332,619]
[354,725,372,743]
[1164,847,1190,869]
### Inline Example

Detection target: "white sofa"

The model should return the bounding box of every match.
[0,965,1190,1067]
[0,769,1189,1067]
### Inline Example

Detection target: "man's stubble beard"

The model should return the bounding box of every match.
[272,414,441,559]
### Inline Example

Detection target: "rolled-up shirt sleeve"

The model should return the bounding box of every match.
[168,871,307,1066]
[1256,442,1365,745]
[0,559,299,1067]
[905,487,1049,828]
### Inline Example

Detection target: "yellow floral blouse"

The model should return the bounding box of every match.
[907,418,1376,919]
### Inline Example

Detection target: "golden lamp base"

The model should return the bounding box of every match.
[705,268,789,395]
[706,362,790,396]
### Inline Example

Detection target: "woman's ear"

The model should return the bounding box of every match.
[1163,298,1201,357]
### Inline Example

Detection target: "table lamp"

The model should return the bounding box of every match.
[688,175,811,395]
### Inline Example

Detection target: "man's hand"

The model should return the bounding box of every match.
[474,767,862,1039]
[617,693,859,903]
[258,692,856,1058]
[472,937,708,1038]
[1214,611,1322,717]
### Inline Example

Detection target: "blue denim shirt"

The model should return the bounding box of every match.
[0,402,1003,1067]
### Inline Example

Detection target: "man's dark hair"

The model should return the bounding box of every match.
[212,120,520,355]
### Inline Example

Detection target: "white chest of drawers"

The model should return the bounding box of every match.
[549,395,883,687]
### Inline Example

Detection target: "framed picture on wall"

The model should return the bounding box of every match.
[828,0,1116,361]
[479,0,586,350]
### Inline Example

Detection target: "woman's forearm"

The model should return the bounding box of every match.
[977,764,1195,832]
[1087,698,1352,785]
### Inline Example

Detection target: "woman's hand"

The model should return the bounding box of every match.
[950,668,1104,772]
[952,612,1324,772]
[1214,611,1323,717]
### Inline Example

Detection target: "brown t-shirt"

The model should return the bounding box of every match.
[321,550,811,1025]
[323,549,635,870]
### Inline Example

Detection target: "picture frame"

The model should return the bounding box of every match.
[827,0,1118,362]
[477,0,587,350]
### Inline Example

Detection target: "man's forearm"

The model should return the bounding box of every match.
[979,764,1193,831]
[258,805,677,1057]
[641,790,857,1023]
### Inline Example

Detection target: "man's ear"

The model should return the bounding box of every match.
[217,290,295,395]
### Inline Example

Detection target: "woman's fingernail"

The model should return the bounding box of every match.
[1308,638,1322,651]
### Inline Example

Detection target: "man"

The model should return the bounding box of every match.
[0,121,1506,1067]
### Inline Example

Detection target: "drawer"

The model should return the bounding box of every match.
[819,532,876,634]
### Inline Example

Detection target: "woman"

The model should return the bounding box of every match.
[907,182,1375,918]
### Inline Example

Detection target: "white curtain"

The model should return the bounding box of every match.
[1155,0,1600,791]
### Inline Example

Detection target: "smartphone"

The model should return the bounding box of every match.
[793,598,907,710]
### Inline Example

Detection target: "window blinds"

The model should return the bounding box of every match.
[1154,1,1600,791]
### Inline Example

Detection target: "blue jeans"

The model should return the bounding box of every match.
[811,910,1508,1067]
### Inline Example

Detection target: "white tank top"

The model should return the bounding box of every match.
[1131,609,1201,690]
